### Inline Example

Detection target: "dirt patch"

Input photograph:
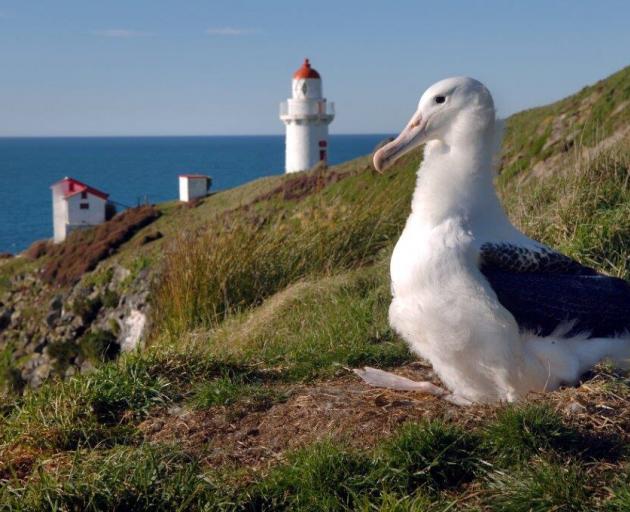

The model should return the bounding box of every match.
[24,240,50,260]
[0,445,40,481]
[140,364,630,472]
[140,363,482,470]
[253,167,349,204]
[41,206,159,286]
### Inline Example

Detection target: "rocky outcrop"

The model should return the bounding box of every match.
[0,260,152,391]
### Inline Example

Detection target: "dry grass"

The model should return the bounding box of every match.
[152,160,417,337]
[40,206,160,285]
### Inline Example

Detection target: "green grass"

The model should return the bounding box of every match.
[203,262,413,381]
[0,445,226,512]
[152,152,418,337]
[500,65,630,183]
[370,421,481,494]
[0,403,625,511]
[482,404,572,466]
[486,461,592,512]
[190,376,286,410]
[501,142,630,278]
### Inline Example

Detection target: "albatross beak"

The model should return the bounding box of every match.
[373,110,426,173]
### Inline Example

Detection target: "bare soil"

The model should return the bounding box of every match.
[139,362,630,472]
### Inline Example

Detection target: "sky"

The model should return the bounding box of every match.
[0,0,629,136]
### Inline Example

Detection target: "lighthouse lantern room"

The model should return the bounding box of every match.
[280,59,335,173]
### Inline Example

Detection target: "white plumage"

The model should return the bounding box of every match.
[355,77,630,405]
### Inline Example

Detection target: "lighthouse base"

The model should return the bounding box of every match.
[284,121,330,173]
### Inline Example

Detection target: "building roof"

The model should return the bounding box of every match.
[51,177,109,200]
[178,174,210,179]
[293,58,321,79]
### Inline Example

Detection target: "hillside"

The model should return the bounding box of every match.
[0,66,629,510]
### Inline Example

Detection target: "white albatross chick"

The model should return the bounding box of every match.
[355,77,630,405]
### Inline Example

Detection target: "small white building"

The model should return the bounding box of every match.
[280,58,335,173]
[51,177,109,243]
[179,174,212,202]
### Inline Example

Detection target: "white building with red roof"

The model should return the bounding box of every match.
[280,58,335,173]
[51,177,109,242]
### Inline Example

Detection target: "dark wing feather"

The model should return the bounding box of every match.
[479,243,630,337]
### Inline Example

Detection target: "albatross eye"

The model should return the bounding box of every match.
[435,95,446,104]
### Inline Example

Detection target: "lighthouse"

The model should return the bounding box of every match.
[280,59,335,173]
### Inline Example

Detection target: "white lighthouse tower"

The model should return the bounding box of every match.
[280,58,335,173]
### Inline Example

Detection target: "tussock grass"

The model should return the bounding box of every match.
[204,262,412,380]
[485,461,592,512]
[482,403,572,466]
[244,440,373,511]
[501,142,630,278]
[0,445,223,512]
[0,356,170,451]
[500,65,629,182]
[1,405,626,511]
[371,421,481,494]
[153,155,418,337]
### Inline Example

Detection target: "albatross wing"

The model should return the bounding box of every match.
[479,243,630,337]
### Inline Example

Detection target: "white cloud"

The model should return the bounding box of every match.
[205,27,258,36]
[91,29,152,38]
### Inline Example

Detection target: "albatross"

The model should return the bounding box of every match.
[355,77,630,405]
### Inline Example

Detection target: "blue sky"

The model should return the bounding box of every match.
[1,0,628,136]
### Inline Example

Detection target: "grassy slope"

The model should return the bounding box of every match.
[500,65,630,183]
[1,67,629,510]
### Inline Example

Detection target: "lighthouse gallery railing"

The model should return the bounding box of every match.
[280,100,335,118]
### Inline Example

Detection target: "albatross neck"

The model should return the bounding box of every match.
[410,132,505,230]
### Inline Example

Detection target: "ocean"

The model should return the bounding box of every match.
[0,134,391,254]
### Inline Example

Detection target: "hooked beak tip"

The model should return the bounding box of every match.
[372,151,386,174]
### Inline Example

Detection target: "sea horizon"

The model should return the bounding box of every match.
[0,134,392,254]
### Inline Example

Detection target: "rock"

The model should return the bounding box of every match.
[119,309,146,352]
[112,265,131,286]
[30,362,52,388]
[10,309,22,324]
[80,360,95,374]
[45,309,61,328]
[149,419,165,433]
[564,401,585,415]
[0,307,12,331]
[49,295,63,311]
[24,338,46,354]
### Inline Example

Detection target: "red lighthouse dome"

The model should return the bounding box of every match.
[293,58,321,79]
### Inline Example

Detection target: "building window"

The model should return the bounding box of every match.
[80,203,89,210]
[81,191,88,199]
[319,150,327,162]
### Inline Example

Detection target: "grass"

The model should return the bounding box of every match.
[501,141,630,278]
[39,205,160,286]
[500,65,630,183]
[0,445,222,512]
[482,403,573,466]
[486,461,592,512]
[203,262,412,381]
[152,152,418,337]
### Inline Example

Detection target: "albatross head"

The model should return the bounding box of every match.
[373,77,495,173]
